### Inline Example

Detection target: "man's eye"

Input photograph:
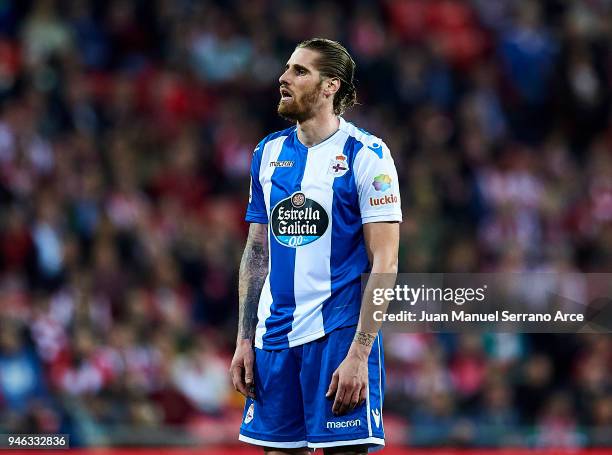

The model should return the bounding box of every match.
[296,69,305,75]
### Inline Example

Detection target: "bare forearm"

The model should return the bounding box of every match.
[350,222,400,358]
[349,261,397,360]
[237,225,268,342]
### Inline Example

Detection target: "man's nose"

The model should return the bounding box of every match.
[279,69,290,86]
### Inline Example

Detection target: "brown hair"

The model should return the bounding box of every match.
[297,38,357,115]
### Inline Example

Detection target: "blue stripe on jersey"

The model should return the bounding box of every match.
[322,136,370,329]
[264,132,307,348]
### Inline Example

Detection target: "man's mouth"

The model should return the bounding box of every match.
[280,87,293,101]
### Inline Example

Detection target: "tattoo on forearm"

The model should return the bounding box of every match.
[354,331,376,347]
[238,227,268,340]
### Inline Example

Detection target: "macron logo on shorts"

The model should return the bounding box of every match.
[371,408,381,428]
[326,418,361,429]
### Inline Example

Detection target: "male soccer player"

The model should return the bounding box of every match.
[230,38,401,454]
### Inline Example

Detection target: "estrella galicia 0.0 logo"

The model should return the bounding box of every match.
[271,192,329,247]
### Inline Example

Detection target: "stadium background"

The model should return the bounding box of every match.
[0,0,610,452]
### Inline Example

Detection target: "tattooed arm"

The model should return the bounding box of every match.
[326,222,399,415]
[230,223,269,398]
[237,223,269,341]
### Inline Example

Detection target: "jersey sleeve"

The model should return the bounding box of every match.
[245,142,268,223]
[353,140,403,224]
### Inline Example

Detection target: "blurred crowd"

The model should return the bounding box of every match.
[0,0,610,448]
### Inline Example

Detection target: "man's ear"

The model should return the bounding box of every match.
[323,77,341,98]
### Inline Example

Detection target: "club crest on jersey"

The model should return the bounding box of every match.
[328,154,349,177]
[271,192,329,248]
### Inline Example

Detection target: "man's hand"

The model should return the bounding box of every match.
[230,340,256,399]
[326,352,368,415]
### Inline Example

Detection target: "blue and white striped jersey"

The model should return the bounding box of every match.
[246,117,402,350]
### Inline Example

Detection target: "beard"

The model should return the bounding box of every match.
[277,82,322,123]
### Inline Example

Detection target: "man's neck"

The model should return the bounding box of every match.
[297,113,340,148]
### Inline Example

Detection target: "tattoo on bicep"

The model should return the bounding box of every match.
[354,331,376,347]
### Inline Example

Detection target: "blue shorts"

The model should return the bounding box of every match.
[239,325,385,451]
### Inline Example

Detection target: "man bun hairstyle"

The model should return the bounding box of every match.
[297,38,357,115]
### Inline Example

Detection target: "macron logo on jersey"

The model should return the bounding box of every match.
[367,143,383,159]
[326,418,361,429]
[270,160,294,167]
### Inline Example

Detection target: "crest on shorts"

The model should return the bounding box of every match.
[244,402,255,424]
